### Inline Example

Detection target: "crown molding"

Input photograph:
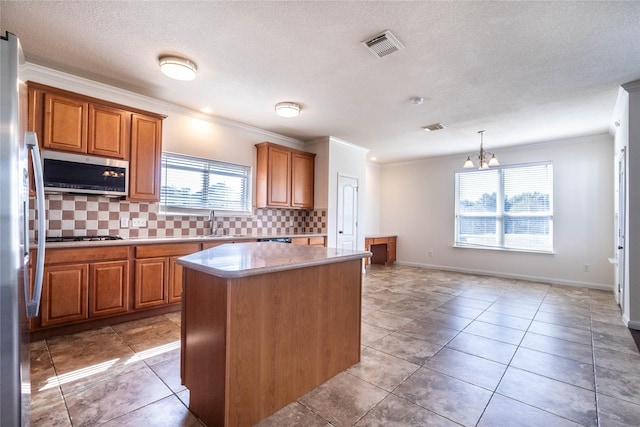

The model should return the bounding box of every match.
[22,63,304,146]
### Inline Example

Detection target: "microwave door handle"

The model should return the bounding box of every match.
[25,131,45,318]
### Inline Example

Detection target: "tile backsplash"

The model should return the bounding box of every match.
[30,194,327,241]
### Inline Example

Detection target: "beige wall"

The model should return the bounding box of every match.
[377,133,615,289]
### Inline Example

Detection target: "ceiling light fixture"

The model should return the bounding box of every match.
[463,130,499,169]
[275,102,301,118]
[410,96,424,105]
[159,56,198,81]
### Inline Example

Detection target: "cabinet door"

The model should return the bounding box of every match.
[89,260,130,317]
[43,92,88,153]
[88,104,130,159]
[291,152,315,209]
[41,264,89,327]
[267,145,291,207]
[129,113,162,201]
[134,258,168,309]
[168,256,184,303]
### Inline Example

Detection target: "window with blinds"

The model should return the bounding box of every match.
[455,162,553,253]
[160,152,251,213]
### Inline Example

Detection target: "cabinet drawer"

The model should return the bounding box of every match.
[45,245,129,264]
[309,237,325,246]
[291,237,309,245]
[135,243,201,258]
[372,238,389,245]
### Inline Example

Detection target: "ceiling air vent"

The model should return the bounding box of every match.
[363,30,405,58]
[422,123,446,132]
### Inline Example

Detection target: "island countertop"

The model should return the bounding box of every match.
[177,241,371,279]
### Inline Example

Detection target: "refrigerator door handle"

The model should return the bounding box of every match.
[25,131,45,318]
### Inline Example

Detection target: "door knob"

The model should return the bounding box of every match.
[618,246,624,250]
[338,230,343,234]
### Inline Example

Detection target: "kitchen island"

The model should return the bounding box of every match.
[177,242,370,427]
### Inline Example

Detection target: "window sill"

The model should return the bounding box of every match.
[453,243,555,255]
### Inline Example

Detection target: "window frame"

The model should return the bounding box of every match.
[454,161,554,254]
[159,151,252,216]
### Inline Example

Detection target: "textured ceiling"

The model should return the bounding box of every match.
[2,1,639,163]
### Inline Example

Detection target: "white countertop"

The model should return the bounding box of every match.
[177,242,371,279]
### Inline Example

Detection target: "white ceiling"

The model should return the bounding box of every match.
[2,1,639,163]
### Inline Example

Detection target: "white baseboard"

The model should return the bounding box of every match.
[395,261,614,291]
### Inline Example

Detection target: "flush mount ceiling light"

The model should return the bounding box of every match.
[463,130,500,169]
[159,56,198,81]
[275,102,301,118]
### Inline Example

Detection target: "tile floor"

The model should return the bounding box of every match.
[30,265,640,426]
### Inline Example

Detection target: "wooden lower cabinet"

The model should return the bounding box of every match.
[41,263,89,327]
[89,260,129,317]
[34,238,321,334]
[134,258,168,309]
[36,246,130,330]
[41,261,130,327]
[291,236,326,246]
[133,242,201,308]
[169,256,184,304]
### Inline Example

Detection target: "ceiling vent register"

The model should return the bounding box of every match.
[363,30,405,58]
[422,123,446,132]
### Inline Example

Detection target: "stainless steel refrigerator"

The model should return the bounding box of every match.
[0,31,46,426]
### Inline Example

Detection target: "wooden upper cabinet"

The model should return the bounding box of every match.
[291,152,315,209]
[134,258,168,309]
[256,142,315,210]
[88,104,130,159]
[27,82,165,197]
[43,92,88,153]
[129,113,163,201]
[266,145,291,207]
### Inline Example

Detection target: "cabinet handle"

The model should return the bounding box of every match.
[26,131,45,318]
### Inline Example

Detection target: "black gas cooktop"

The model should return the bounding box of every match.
[45,235,124,243]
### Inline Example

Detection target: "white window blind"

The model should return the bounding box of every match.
[160,152,251,213]
[455,162,553,252]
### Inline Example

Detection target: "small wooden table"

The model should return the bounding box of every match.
[364,235,397,266]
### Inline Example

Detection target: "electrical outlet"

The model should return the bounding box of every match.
[583,264,590,272]
[428,251,434,257]
[120,217,129,228]
[132,218,147,228]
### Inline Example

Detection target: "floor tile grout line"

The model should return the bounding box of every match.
[41,336,75,426]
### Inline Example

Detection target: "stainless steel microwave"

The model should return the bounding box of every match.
[42,150,129,197]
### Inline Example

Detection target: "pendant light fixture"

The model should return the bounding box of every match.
[463,130,499,169]
[159,56,198,81]
[275,102,301,118]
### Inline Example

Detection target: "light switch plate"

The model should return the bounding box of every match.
[120,217,129,228]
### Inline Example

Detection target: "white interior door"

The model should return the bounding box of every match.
[337,174,358,251]
[617,149,626,308]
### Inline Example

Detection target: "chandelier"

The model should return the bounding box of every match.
[463,130,499,169]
